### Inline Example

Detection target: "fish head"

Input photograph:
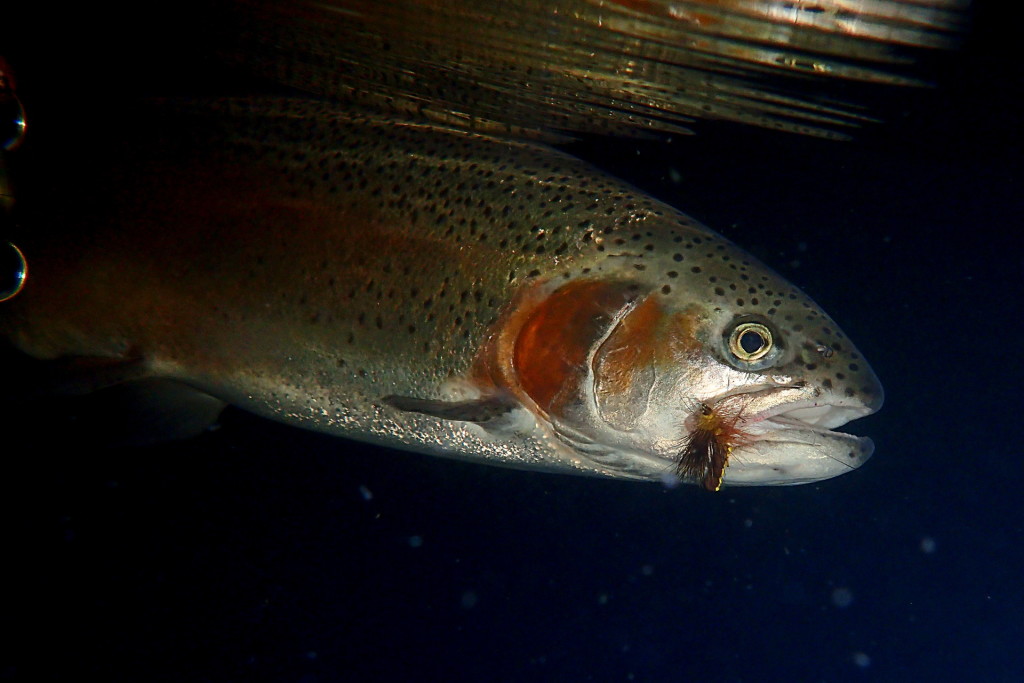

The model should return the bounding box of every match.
[608,228,883,487]
[505,223,883,487]
[641,286,885,488]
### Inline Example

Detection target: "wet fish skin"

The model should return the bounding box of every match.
[226,0,967,140]
[1,99,883,486]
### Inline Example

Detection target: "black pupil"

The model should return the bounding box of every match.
[739,329,765,354]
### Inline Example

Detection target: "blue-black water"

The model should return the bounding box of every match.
[1,2,1021,681]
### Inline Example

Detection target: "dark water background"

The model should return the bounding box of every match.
[2,2,1022,681]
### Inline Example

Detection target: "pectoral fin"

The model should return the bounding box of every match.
[383,393,515,423]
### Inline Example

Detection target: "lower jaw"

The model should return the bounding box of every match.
[723,429,874,486]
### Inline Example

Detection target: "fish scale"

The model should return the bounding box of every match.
[1,98,882,486]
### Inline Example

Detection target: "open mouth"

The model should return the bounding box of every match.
[715,387,879,486]
[745,400,875,440]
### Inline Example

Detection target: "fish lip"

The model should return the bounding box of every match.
[712,383,878,440]
[749,414,875,460]
[747,403,873,441]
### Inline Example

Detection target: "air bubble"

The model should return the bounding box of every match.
[0,242,27,302]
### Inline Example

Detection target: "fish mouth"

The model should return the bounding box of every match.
[720,387,879,486]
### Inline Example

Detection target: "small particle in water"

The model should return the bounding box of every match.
[305,651,318,660]
[358,484,373,501]
[641,564,654,577]
[659,472,681,489]
[797,241,808,252]
[743,518,753,528]
[920,536,937,554]
[597,593,609,605]
[831,586,854,608]
[460,590,479,609]
[668,168,682,184]
[408,535,423,548]
[852,652,871,668]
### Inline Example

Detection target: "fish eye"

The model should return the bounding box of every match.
[724,317,778,366]
[731,322,772,360]
[0,241,27,302]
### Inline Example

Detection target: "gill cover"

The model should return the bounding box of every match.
[511,279,700,438]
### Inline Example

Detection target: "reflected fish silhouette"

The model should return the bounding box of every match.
[1,0,961,488]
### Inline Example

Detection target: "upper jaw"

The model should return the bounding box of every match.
[745,398,876,438]
[714,383,877,436]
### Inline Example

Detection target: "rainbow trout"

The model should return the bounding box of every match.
[0,99,882,489]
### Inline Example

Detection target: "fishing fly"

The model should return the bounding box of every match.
[676,399,751,492]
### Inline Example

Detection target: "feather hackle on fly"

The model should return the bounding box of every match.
[676,399,753,492]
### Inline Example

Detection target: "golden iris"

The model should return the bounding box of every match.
[729,322,772,362]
